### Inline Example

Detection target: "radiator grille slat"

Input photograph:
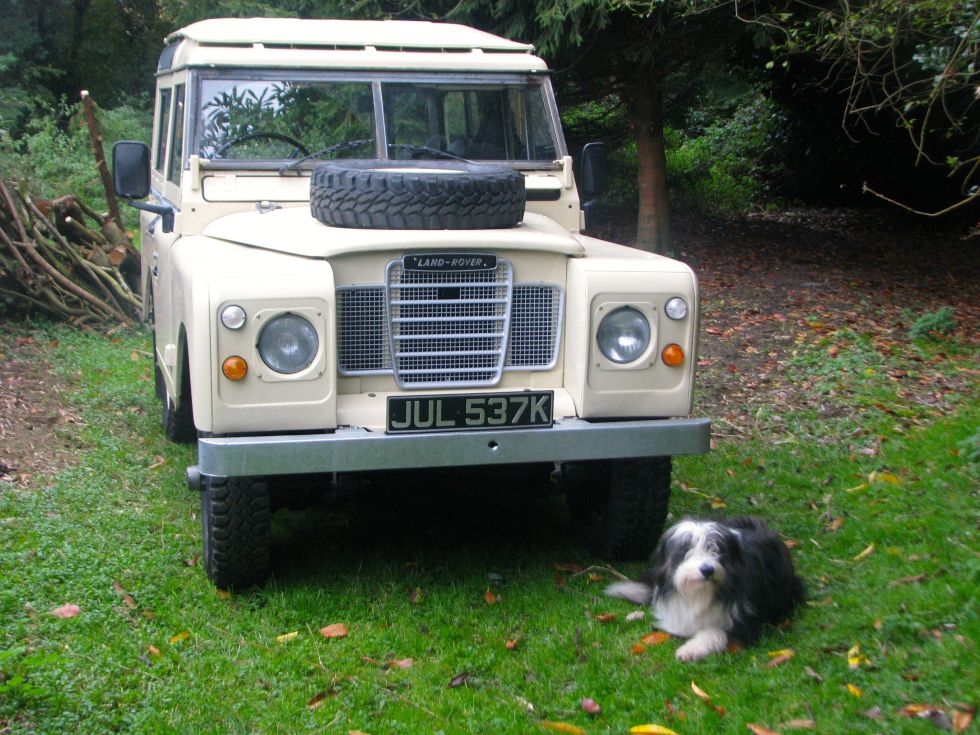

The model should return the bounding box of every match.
[337,261,562,386]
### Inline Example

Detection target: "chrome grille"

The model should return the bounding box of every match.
[337,262,563,386]
[386,259,512,387]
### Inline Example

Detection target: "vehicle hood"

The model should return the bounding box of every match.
[203,207,585,258]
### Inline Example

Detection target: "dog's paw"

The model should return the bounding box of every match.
[675,640,712,661]
[675,630,728,662]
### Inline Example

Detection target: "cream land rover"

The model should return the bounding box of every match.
[112,17,710,589]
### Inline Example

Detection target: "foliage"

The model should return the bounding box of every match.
[773,0,980,215]
[0,101,150,214]
[0,322,976,733]
[907,306,958,340]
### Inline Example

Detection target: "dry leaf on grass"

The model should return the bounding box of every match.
[307,691,328,710]
[540,722,586,734]
[484,588,498,605]
[747,724,783,735]
[276,631,298,644]
[319,623,349,638]
[113,581,136,609]
[448,671,472,688]
[581,697,601,714]
[49,603,80,618]
[594,612,617,623]
[629,725,680,734]
[853,543,875,561]
[169,630,190,645]
[691,681,726,716]
[641,631,671,645]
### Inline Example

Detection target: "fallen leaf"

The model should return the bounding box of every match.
[581,697,601,714]
[847,683,863,698]
[953,706,975,733]
[587,573,605,583]
[553,562,584,573]
[148,455,167,470]
[803,666,824,683]
[593,613,617,623]
[169,630,190,645]
[484,588,498,605]
[625,610,646,622]
[747,725,783,735]
[348,730,372,735]
[448,671,472,688]
[276,631,298,644]
[215,589,231,600]
[691,681,726,716]
[783,719,815,729]
[540,722,586,734]
[848,644,872,669]
[629,725,680,735]
[113,581,136,609]
[307,691,328,710]
[147,644,161,657]
[641,631,671,645]
[767,648,794,658]
[853,543,875,561]
[826,516,844,532]
[861,707,884,720]
[505,639,519,650]
[889,574,927,586]
[385,658,413,670]
[630,643,647,655]
[49,603,80,618]
[767,653,794,668]
[319,623,349,639]
[407,587,423,604]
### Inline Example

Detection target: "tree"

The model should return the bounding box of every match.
[770,0,979,217]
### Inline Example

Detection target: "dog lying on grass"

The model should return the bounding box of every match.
[606,516,806,661]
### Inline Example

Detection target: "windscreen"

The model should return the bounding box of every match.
[195,75,559,165]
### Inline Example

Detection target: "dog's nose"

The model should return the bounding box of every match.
[699,563,715,579]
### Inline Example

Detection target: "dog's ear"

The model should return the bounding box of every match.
[605,581,653,605]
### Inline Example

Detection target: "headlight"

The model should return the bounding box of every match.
[597,306,651,364]
[257,313,319,374]
[664,297,688,320]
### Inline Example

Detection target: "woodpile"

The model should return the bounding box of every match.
[0,176,141,326]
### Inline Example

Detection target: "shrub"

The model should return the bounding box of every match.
[908,306,958,340]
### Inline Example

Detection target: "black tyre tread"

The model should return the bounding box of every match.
[201,476,271,589]
[163,342,196,443]
[310,160,525,230]
[566,457,672,560]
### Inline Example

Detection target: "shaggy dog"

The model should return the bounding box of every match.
[606,516,805,661]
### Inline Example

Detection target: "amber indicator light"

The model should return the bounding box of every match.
[661,344,685,367]
[222,356,248,380]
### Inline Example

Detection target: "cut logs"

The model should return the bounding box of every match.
[0,175,141,326]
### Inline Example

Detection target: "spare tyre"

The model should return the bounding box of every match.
[310,159,525,230]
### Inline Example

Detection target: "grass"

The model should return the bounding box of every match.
[1,322,977,734]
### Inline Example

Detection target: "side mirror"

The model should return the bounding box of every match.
[112,140,174,233]
[579,142,608,198]
[112,141,151,199]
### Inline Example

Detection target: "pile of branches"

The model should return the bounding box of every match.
[0,176,141,326]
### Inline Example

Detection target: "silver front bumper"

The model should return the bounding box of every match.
[197,417,711,477]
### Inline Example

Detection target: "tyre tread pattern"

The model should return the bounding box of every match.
[202,476,271,589]
[310,160,525,230]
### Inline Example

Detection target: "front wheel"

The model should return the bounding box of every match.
[564,457,672,560]
[200,475,271,589]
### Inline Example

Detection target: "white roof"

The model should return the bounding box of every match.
[168,17,534,53]
[161,18,547,73]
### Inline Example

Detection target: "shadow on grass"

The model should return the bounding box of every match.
[268,466,586,588]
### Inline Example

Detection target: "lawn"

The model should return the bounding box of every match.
[1,301,977,734]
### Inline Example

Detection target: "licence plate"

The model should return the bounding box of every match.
[386,391,554,434]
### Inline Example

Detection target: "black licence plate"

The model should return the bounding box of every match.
[386,391,554,434]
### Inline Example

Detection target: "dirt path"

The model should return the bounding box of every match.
[2,207,976,485]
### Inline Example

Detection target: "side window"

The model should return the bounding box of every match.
[154,88,172,173]
[167,84,185,185]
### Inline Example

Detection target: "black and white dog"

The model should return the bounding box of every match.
[606,516,805,661]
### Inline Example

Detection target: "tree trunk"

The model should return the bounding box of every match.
[628,83,672,255]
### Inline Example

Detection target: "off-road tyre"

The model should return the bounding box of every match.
[564,457,672,560]
[200,475,271,589]
[310,159,525,230]
[162,342,196,443]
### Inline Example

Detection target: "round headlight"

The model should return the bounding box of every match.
[664,297,688,320]
[257,313,319,374]
[220,304,247,330]
[597,306,651,364]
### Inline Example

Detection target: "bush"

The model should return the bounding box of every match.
[908,306,958,340]
[0,99,151,213]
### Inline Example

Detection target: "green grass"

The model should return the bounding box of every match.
[1,323,977,734]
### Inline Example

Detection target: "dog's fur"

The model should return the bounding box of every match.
[606,516,805,661]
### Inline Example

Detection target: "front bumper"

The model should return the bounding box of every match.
[196,416,711,478]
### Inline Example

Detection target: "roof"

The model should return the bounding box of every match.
[168,17,534,53]
[160,18,546,74]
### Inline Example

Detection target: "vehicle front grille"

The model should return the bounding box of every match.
[337,259,562,387]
